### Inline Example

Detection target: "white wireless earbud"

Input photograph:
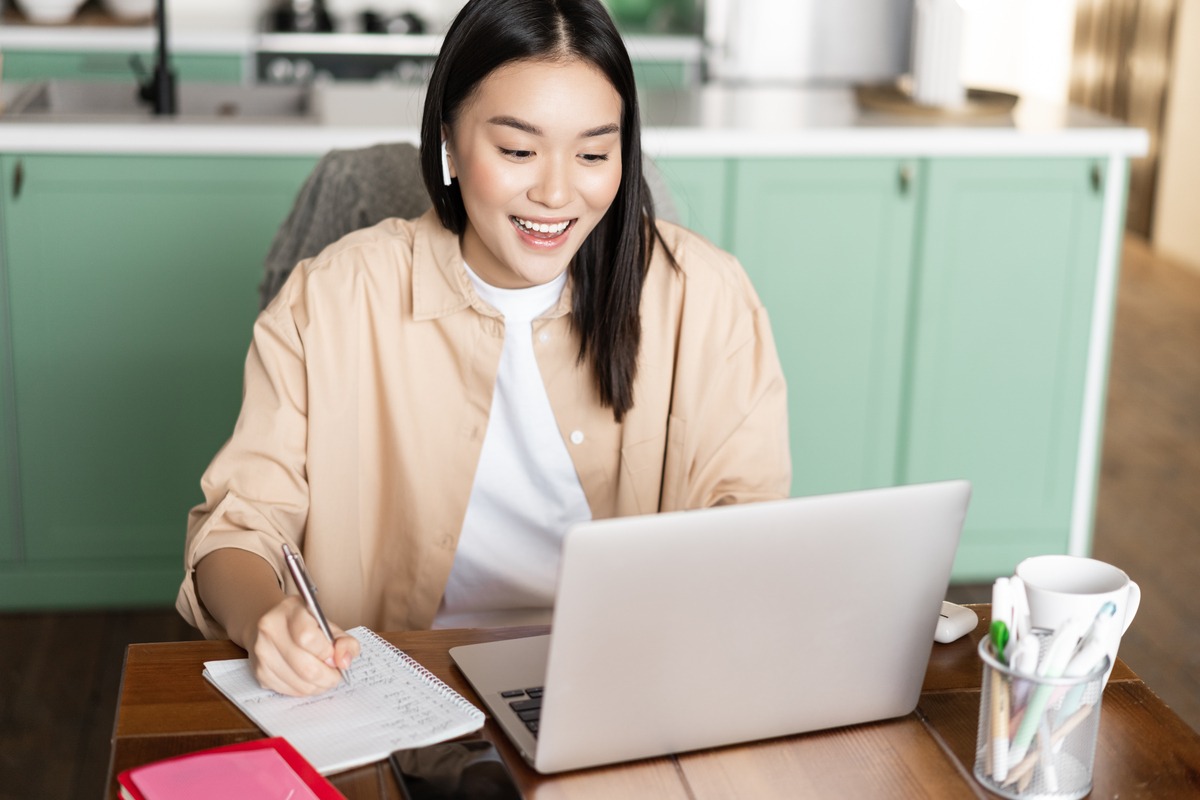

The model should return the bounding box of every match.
[441,140,453,187]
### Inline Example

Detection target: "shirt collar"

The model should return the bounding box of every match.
[411,209,573,322]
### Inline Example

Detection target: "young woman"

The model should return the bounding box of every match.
[178,0,790,696]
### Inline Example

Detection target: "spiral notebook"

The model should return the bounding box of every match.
[202,627,484,775]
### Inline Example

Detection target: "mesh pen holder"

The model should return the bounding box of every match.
[973,633,1108,800]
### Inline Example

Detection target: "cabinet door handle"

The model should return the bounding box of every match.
[898,164,914,195]
[12,159,23,200]
[1090,162,1103,194]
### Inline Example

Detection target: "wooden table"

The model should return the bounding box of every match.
[107,608,1200,799]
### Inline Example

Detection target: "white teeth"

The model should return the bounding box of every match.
[515,217,570,234]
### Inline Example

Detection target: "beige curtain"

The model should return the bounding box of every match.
[1072,0,1180,236]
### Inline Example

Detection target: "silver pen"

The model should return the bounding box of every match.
[282,543,352,685]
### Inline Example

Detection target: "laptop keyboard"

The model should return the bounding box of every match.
[501,687,544,737]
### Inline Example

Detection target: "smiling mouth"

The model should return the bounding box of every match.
[511,216,574,240]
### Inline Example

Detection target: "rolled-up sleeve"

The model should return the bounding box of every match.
[176,281,312,639]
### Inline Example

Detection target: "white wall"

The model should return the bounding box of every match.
[702,0,1077,102]
[1152,0,1200,273]
[959,0,1077,106]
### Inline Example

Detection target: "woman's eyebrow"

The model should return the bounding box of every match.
[487,116,620,139]
[581,123,620,138]
[489,115,541,135]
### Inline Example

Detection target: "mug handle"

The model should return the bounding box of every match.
[1122,580,1142,633]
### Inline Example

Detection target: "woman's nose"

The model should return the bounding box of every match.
[528,159,571,209]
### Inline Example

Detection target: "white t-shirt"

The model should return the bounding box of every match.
[433,264,592,628]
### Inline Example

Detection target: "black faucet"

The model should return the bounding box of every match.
[137,0,177,115]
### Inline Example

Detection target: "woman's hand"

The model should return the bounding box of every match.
[194,548,360,696]
[245,595,362,696]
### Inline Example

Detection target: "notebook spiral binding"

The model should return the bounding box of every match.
[363,630,484,717]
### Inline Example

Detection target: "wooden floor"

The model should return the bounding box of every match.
[2,235,1198,800]
[0,610,201,800]
[1088,235,1200,730]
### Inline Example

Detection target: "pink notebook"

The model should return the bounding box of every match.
[117,737,346,800]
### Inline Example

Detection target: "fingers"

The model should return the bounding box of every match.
[326,620,362,672]
[331,633,361,673]
[248,596,352,696]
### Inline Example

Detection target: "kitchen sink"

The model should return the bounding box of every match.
[2,80,315,122]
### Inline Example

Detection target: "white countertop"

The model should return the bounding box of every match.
[0,82,1150,159]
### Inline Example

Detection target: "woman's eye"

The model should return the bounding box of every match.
[499,147,534,159]
[580,153,610,164]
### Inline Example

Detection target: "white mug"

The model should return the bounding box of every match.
[1014,555,1140,677]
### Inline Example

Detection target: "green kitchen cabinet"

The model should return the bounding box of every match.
[727,156,1111,581]
[0,153,315,607]
[0,246,15,563]
[731,158,918,498]
[0,49,245,83]
[0,147,1123,606]
[901,158,1106,579]
[655,157,731,248]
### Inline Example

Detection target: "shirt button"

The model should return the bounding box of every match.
[570,430,584,445]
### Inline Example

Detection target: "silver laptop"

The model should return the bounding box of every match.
[449,479,971,774]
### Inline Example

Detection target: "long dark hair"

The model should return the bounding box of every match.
[420,0,663,423]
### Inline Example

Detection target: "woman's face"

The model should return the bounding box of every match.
[446,57,623,289]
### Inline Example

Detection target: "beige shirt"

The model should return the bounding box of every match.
[177,210,790,637]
